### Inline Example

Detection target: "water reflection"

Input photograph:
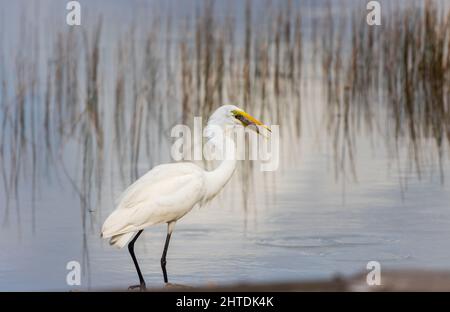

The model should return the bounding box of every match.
[322,0,450,183]
[1,0,308,227]
[1,0,450,290]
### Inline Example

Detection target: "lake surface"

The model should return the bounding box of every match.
[2,130,450,291]
[1,0,450,291]
[3,79,450,291]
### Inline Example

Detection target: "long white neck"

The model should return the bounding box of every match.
[203,126,237,200]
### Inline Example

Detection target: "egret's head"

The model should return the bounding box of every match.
[208,105,271,135]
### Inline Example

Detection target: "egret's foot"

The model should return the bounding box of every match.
[165,282,192,289]
[128,284,146,291]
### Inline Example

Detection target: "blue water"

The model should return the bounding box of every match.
[1,0,450,291]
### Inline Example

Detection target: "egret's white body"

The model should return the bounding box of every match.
[102,162,208,248]
[101,105,268,289]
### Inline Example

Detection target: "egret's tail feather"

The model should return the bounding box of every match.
[109,232,135,249]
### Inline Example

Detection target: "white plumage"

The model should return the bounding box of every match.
[101,104,269,289]
[102,163,206,248]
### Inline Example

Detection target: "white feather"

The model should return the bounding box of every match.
[101,105,257,250]
[101,162,206,241]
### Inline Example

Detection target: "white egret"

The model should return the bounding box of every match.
[101,105,270,290]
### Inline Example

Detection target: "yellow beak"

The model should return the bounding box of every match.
[232,109,271,134]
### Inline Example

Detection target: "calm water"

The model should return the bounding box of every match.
[2,132,450,291]
[2,78,450,290]
[1,0,450,291]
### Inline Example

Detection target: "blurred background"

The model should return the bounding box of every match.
[1,0,450,290]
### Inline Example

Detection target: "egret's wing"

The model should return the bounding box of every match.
[116,162,200,209]
[127,173,205,230]
[101,162,205,238]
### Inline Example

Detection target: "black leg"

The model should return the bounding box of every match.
[128,230,146,291]
[161,232,172,283]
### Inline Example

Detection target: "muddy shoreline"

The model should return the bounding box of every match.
[92,270,450,292]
